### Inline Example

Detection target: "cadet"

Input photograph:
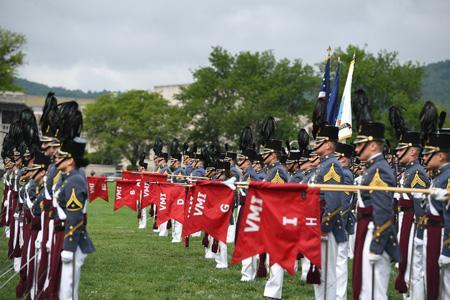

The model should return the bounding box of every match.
[310,125,346,300]
[394,131,430,299]
[253,155,266,181]
[335,142,355,300]
[353,122,400,300]
[260,139,289,300]
[420,131,450,299]
[286,150,304,183]
[169,152,185,243]
[236,148,260,281]
[54,137,95,300]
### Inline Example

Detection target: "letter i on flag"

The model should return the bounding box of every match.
[335,53,356,141]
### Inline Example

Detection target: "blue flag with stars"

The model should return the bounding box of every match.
[318,56,331,101]
[326,61,340,124]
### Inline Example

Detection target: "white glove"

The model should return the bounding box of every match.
[46,240,51,252]
[414,237,424,246]
[223,177,237,191]
[411,192,426,201]
[60,250,74,263]
[393,192,401,200]
[368,252,382,265]
[438,254,450,266]
[35,231,43,249]
[321,235,328,241]
[430,188,449,202]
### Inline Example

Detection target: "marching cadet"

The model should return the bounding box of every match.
[393,131,429,299]
[54,137,95,300]
[213,160,233,269]
[419,131,450,300]
[260,139,289,300]
[335,142,355,300]
[353,122,400,300]
[236,148,261,281]
[310,125,346,300]
[190,153,206,178]
[297,150,320,282]
[169,152,185,243]
[158,152,172,237]
[286,150,304,183]
[253,154,266,181]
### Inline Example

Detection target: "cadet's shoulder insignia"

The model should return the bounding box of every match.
[369,168,388,193]
[271,170,285,184]
[66,188,83,211]
[163,169,168,175]
[176,173,183,179]
[324,163,341,183]
[40,200,44,210]
[411,170,426,188]
[447,178,450,192]
[53,171,61,186]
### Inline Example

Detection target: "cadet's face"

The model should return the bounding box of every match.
[253,163,261,171]
[423,152,444,170]
[354,143,370,161]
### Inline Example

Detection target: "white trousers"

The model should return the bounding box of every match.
[215,241,228,269]
[59,247,87,300]
[263,261,284,299]
[300,257,310,281]
[158,221,168,237]
[336,240,349,300]
[204,236,215,259]
[138,208,147,229]
[314,232,337,300]
[360,222,391,300]
[441,265,450,299]
[402,226,425,300]
[171,220,182,243]
[240,255,258,281]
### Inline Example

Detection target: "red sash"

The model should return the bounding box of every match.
[352,206,372,300]
[425,214,443,300]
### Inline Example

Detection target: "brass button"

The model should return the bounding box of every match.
[69,238,73,241]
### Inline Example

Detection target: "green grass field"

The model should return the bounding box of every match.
[0,182,403,299]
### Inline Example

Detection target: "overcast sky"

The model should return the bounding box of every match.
[1,0,449,91]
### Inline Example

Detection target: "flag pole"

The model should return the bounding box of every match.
[234,182,433,194]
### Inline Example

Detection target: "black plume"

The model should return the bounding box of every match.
[312,99,327,139]
[182,142,189,154]
[19,108,40,150]
[224,143,229,153]
[239,125,253,151]
[259,116,275,145]
[40,92,59,137]
[285,140,291,153]
[354,88,372,130]
[153,139,163,156]
[138,152,147,167]
[298,129,310,156]
[388,106,408,141]
[56,101,83,142]
[191,143,198,157]
[200,145,209,162]
[169,138,179,156]
[438,111,447,129]
[209,142,221,160]
[420,101,438,144]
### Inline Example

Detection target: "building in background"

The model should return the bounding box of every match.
[153,83,190,106]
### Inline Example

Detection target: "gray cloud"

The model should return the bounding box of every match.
[1,0,449,91]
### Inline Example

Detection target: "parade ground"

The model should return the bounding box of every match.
[0,182,403,299]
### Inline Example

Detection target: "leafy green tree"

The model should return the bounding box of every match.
[84,90,183,167]
[0,28,26,91]
[177,47,319,144]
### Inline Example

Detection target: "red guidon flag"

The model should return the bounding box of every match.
[232,182,321,275]
[122,170,142,180]
[87,176,109,202]
[160,183,186,224]
[182,180,235,243]
[114,180,141,211]
[141,173,168,209]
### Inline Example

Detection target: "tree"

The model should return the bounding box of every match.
[0,27,26,91]
[84,90,183,168]
[177,47,319,145]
